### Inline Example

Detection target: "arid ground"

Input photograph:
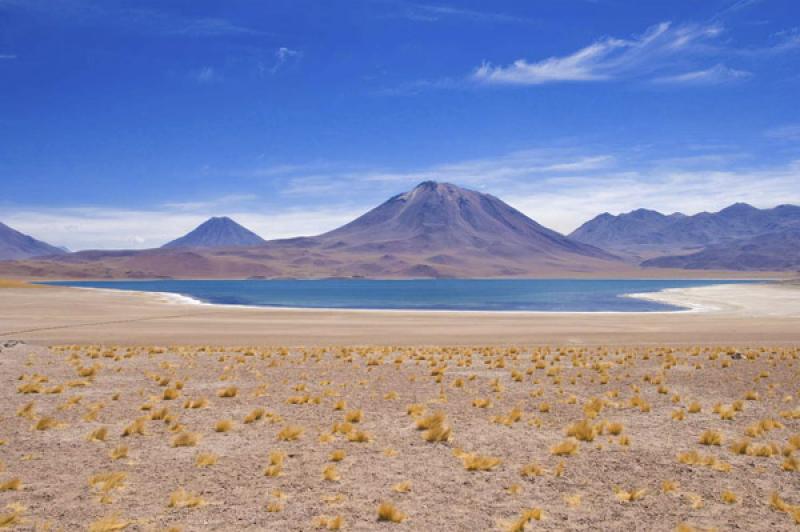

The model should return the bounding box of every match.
[0,341,799,531]
[0,284,799,531]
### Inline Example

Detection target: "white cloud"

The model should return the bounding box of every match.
[653,64,751,85]
[5,149,799,249]
[194,66,217,83]
[2,206,362,251]
[271,47,301,73]
[472,22,725,85]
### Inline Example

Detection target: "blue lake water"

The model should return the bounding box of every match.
[43,279,756,312]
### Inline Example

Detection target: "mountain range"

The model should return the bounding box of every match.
[0,182,797,277]
[570,202,800,270]
[0,222,67,261]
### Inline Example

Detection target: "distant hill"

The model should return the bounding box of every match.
[0,182,629,279]
[570,203,800,260]
[642,229,800,271]
[162,217,265,249]
[0,222,67,261]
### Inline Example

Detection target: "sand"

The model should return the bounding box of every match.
[1,341,799,531]
[1,283,799,346]
[1,283,799,530]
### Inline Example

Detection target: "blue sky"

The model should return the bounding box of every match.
[1,0,799,250]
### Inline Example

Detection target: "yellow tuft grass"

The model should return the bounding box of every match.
[214,419,234,433]
[314,515,344,530]
[277,425,304,441]
[721,490,738,504]
[322,465,340,481]
[89,471,127,493]
[329,450,346,462]
[121,417,146,437]
[88,514,129,532]
[699,430,723,446]
[88,427,108,442]
[244,408,265,424]
[377,501,405,523]
[168,487,205,508]
[196,452,218,467]
[503,508,544,532]
[216,386,238,398]
[457,451,502,471]
[344,410,363,423]
[109,445,128,461]
[551,439,579,456]
[393,480,412,493]
[171,432,200,447]
[614,487,647,502]
[0,478,21,492]
[34,416,59,431]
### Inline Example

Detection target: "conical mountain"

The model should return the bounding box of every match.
[0,221,67,261]
[162,217,265,249]
[318,181,615,261]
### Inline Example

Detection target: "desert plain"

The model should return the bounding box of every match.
[0,283,799,531]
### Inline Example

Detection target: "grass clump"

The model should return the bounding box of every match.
[168,487,205,508]
[377,501,405,523]
[277,425,304,441]
[171,432,200,447]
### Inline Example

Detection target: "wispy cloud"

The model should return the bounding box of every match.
[5,148,800,248]
[0,54,16,60]
[472,22,724,85]
[652,63,751,85]
[377,0,531,24]
[193,66,218,83]
[271,47,301,73]
[766,124,800,142]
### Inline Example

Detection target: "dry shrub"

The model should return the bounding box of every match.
[121,417,146,437]
[699,430,723,446]
[721,491,738,504]
[244,408,265,424]
[520,463,545,478]
[89,472,127,494]
[196,453,218,467]
[171,432,200,447]
[377,501,405,523]
[393,480,412,493]
[109,445,128,461]
[551,439,579,456]
[34,416,59,431]
[456,450,502,471]
[217,386,238,398]
[344,410,363,423]
[88,427,108,442]
[314,515,344,530]
[168,487,205,508]
[347,430,372,443]
[214,420,234,433]
[88,514,129,532]
[329,450,346,462]
[0,478,21,492]
[277,425,304,441]
[503,508,544,532]
[566,419,597,442]
[614,487,647,502]
[322,465,340,481]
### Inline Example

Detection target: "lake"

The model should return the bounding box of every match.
[43,279,755,312]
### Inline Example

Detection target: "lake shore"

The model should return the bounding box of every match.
[1,282,798,345]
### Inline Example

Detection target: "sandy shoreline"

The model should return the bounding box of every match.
[1,282,798,345]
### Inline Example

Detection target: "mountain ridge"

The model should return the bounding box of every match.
[0,222,68,261]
